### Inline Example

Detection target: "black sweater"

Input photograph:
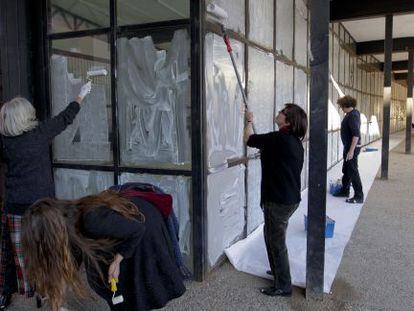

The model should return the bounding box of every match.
[1,101,80,215]
[247,130,304,205]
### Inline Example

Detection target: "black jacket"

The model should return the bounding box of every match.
[247,130,304,205]
[81,197,186,311]
[1,102,80,215]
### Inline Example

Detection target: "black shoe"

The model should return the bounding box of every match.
[345,196,363,204]
[333,189,349,197]
[260,286,292,297]
[0,294,12,310]
[266,270,273,276]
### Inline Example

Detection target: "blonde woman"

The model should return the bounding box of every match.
[0,81,91,310]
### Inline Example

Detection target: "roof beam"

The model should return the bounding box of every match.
[330,0,414,22]
[394,72,408,80]
[356,37,414,55]
[380,60,409,71]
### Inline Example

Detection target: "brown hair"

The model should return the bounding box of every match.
[21,190,145,310]
[337,95,357,108]
[282,103,308,141]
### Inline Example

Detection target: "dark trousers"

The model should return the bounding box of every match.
[263,202,299,291]
[341,148,363,198]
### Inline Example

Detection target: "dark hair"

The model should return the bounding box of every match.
[337,95,357,108]
[21,190,145,310]
[283,103,308,141]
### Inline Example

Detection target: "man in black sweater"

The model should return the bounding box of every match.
[334,95,364,203]
[245,103,307,297]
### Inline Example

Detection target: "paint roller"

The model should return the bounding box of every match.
[86,68,108,81]
[206,3,256,133]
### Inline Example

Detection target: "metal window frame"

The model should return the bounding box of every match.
[39,0,206,281]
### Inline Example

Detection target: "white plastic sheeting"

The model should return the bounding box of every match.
[249,0,273,49]
[276,0,294,59]
[51,56,112,163]
[54,168,113,200]
[120,173,192,265]
[247,159,262,234]
[117,29,191,167]
[205,33,244,171]
[225,134,405,293]
[248,47,275,134]
[207,165,245,266]
[294,68,308,111]
[294,0,308,67]
[275,60,294,113]
[205,0,245,34]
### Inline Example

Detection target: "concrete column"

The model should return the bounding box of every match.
[405,50,413,154]
[306,0,329,300]
[381,14,393,179]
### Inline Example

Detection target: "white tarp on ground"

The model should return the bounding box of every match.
[225,133,405,293]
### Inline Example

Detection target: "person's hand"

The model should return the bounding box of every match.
[76,81,92,103]
[246,111,253,123]
[346,150,354,161]
[108,254,123,284]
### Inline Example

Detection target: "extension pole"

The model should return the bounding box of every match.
[221,26,256,133]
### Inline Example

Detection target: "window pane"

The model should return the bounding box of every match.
[117,0,189,26]
[49,0,110,33]
[50,35,113,165]
[117,29,191,169]
[54,168,113,200]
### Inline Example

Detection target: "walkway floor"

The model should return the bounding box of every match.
[9,133,414,311]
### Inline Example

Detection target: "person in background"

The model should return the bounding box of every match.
[21,190,186,311]
[0,81,91,310]
[244,103,307,297]
[333,95,364,204]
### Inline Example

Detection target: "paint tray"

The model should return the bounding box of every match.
[304,215,335,238]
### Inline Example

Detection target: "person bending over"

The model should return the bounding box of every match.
[21,190,186,311]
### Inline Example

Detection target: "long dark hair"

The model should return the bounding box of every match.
[283,103,308,141]
[21,190,145,310]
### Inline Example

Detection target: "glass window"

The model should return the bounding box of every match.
[50,35,113,165]
[117,29,191,169]
[117,0,189,26]
[54,168,114,200]
[49,0,110,33]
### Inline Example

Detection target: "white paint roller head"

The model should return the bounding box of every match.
[86,68,108,79]
[206,3,228,21]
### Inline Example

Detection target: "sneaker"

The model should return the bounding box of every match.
[259,286,292,297]
[345,196,363,204]
[332,189,349,197]
[0,294,12,310]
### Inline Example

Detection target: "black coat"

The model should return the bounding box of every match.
[80,197,186,311]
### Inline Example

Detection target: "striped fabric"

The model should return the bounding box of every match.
[0,213,34,296]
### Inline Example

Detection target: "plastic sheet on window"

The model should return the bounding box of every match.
[120,173,192,266]
[276,0,293,59]
[117,29,191,167]
[294,0,308,67]
[276,60,294,113]
[327,132,333,168]
[51,56,112,163]
[207,165,245,266]
[247,159,262,234]
[54,168,113,200]
[333,36,340,82]
[248,47,275,134]
[294,68,308,111]
[205,33,244,171]
[249,0,273,49]
[205,0,245,35]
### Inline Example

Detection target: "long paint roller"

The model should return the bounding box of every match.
[206,3,256,134]
[86,68,108,81]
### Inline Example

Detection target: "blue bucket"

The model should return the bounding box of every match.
[304,215,335,238]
